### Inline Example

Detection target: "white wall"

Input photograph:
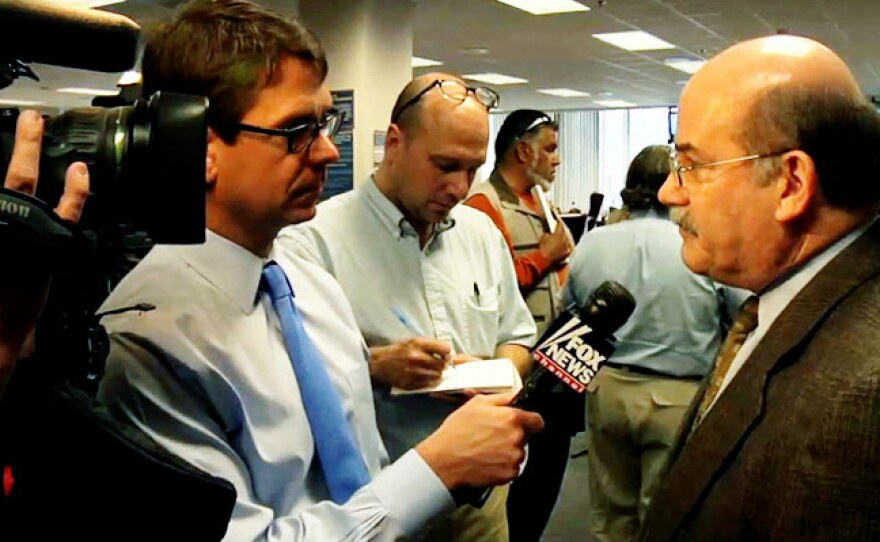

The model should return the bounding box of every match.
[300,0,413,186]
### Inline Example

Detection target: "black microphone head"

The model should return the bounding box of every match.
[0,0,140,73]
[577,281,636,336]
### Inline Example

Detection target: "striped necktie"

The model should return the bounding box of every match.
[693,295,759,427]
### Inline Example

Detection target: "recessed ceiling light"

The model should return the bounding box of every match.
[67,0,126,7]
[412,56,443,68]
[594,99,636,108]
[598,91,614,97]
[57,87,119,96]
[0,98,44,106]
[460,47,490,56]
[664,58,706,74]
[495,0,589,15]
[593,31,675,51]
[463,73,529,85]
[538,88,591,98]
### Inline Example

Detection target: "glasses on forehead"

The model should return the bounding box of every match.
[668,147,792,188]
[221,109,343,154]
[391,79,500,123]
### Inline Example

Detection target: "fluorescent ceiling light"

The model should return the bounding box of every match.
[664,58,706,74]
[0,98,43,106]
[495,0,589,15]
[593,31,675,51]
[67,0,126,7]
[57,87,119,96]
[538,88,591,98]
[411,56,443,68]
[117,69,142,86]
[463,72,528,85]
[594,99,636,108]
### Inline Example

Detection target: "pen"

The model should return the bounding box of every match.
[391,306,456,373]
[473,282,481,303]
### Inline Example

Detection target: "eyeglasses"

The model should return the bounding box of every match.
[221,109,342,154]
[391,79,500,123]
[668,148,792,188]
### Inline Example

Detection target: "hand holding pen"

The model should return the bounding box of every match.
[391,307,456,374]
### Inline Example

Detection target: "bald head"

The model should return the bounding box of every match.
[689,35,860,103]
[681,34,880,209]
[391,72,473,132]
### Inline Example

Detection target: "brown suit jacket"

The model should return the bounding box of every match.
[641,222,880,541]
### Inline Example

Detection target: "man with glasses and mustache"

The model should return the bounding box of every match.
[464,109,574,542]
[96,3,543,540]
[283,73,538,542]
[639,35,880,541]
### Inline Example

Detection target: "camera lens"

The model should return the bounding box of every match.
[29,91,207,244]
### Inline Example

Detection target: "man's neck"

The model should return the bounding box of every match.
[496,163,534,197]
[206,211,277,258]
[374,165,435,247]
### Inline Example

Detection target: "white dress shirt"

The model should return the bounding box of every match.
[280,177,537,460]
[97,230,453,541]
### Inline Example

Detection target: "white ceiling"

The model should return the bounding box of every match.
[4,0,880,112]
[413,0,880,112]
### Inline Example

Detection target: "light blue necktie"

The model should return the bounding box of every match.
[261,261,370,504]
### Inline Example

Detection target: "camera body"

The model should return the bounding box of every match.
[0,2,209,389]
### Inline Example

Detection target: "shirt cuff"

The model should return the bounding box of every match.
[528,250,554,274]
[370,449,455,536]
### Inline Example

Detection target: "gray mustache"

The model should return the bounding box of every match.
[669,206,697,235]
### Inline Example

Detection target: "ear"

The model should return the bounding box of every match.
[775,150,818,223]
[384,123,405,164]
[206,128,220,188]
[514,140,532,164]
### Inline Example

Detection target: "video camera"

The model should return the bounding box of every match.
[0,0,208,391]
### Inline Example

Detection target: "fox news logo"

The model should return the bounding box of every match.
[533,316,606,393]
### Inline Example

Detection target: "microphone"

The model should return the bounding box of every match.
[516,280,635,415]
[452,281,636,507]
[0,0,141,73]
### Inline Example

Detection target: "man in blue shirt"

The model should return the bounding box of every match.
[97,2,543,540]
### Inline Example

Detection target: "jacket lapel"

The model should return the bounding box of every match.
[644,221,880,541]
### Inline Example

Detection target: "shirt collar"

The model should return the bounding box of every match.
[363,175,456,240]
[175,229,267,314]
[757,219,874,331]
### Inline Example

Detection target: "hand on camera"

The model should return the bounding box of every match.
[0,110,90,388]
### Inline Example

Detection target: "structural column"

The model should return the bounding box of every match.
[300,0,414,187]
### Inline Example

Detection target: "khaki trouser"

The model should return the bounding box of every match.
[420,483,509,542]
[587,366,700,542]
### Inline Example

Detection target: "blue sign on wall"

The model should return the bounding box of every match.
[324,89,354,200]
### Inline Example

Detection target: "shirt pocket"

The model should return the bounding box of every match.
[460,282,500,357]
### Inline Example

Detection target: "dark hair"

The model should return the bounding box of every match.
[143,0,327,143]
[739,86,880,209]
[494,109,557,167]
[620,145,670,211]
